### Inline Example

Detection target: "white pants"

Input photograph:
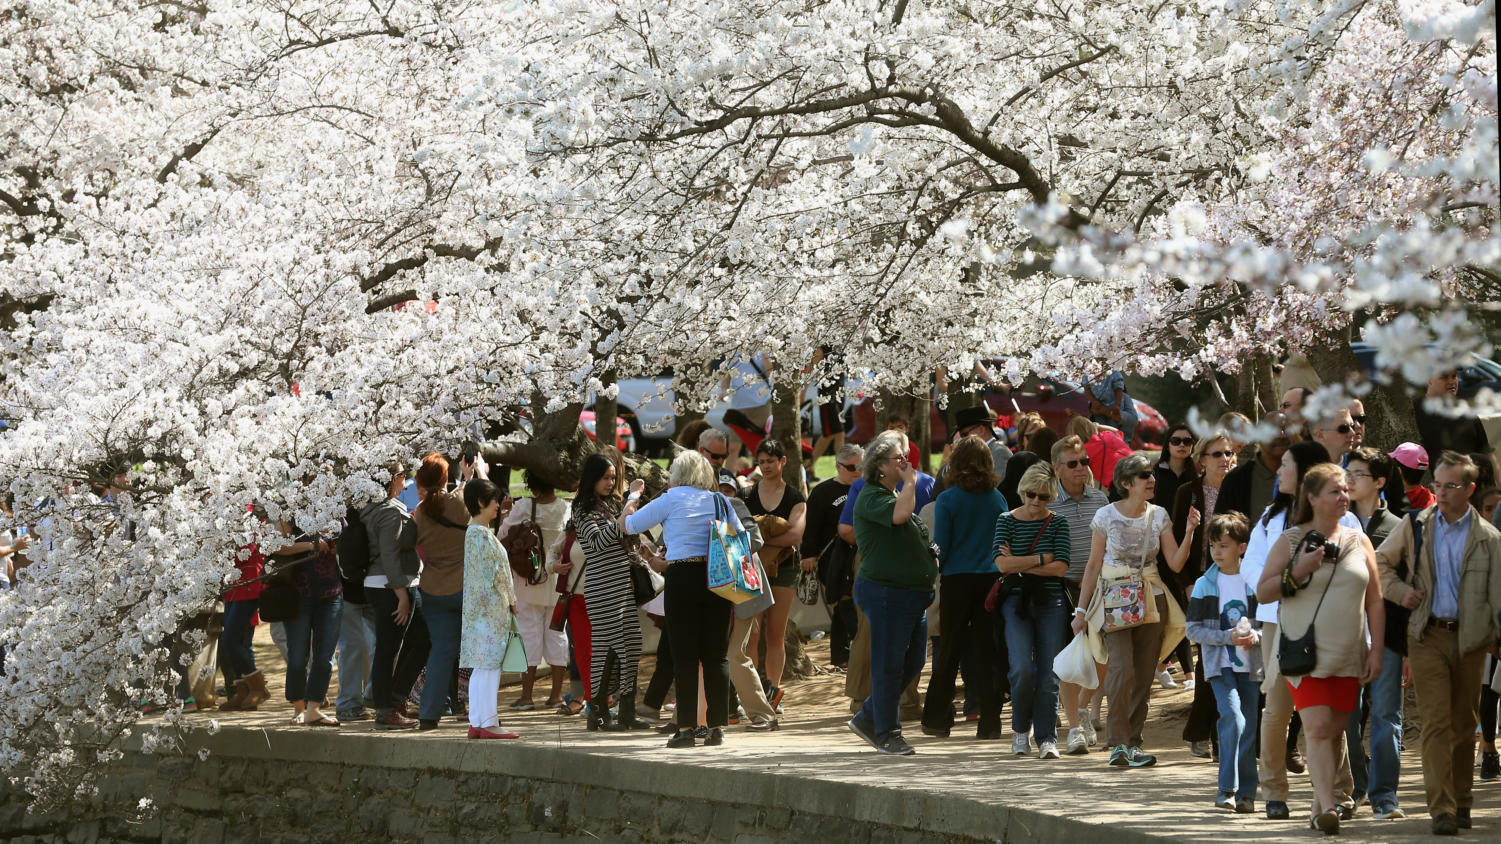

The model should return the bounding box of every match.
[516,602,569,668]
[469,668,500,729]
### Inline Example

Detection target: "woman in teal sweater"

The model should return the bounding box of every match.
[921,436,1009,740]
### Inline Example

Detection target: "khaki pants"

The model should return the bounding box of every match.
[730,615,777,723]
[1259,622,1354,804]
[1409,627,1486,818]
[1102,594,1167,747]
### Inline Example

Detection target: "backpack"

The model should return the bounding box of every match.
[500,499,544,583]
[337,506,371,580]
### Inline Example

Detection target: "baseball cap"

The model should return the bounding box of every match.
[1389,442,1429,471]
[717,469,738,489]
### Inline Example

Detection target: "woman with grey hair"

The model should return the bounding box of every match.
[623,450,745,749]
[1071,453,1199,768]
[847,430,937,756]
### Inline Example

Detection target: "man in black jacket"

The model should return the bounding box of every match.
[1217,411,1293,523]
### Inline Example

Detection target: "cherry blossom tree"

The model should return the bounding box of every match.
[0,0,1493,809]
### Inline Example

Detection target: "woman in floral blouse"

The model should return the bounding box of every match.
[461,478,520,739]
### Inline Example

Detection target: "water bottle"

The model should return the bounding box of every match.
[1235,616,1253,651]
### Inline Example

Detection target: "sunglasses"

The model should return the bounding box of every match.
[1135,471,1154,480]
[1168,436,1194,446]
[1024,490,1053,502]
[1205,450,1234,459]
[1325,423,1353,434]
[1351,415,1366,425]
[838,462,859,472]
[1062,457,1091,469]
[703,450,727,461]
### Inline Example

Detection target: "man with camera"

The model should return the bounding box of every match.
[1377,451,1501,836]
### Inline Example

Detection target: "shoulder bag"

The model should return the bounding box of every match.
[549,527,585,632]
[983,513,1055,613]
[1279,532,1342,677]
[496,499,544,583]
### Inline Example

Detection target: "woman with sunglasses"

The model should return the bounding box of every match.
[992,462,1073,758]
[1171,431,1238,756]
[1072,453,1198,768]
[1154,425,1196,511]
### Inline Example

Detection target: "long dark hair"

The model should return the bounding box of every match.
[571,453,620,526]
[1157,423,1192,468]
[1262,440,1331,527]
[999,451,1043,509]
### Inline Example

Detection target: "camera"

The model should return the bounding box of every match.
[1303,530,1339,560]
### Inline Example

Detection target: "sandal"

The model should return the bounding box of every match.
[508,700,536,711]
[557,699,584,716]
[304,715,341,727]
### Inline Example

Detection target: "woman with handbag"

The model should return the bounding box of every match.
[500,471,572,712]
[847,430,937,757]
[919,436,1009,742]
[1253,463,1383,835]
[575,453,653,733]
[742,439,806,712]
[991,461,1074,758]
[621,450,744,748]
[1071,453,1199,768]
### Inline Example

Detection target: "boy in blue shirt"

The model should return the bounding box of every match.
[1186,512,1262,813]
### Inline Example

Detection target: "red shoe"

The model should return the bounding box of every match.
[468,726,520,739]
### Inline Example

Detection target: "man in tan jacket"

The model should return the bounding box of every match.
[1376,451,1501,836]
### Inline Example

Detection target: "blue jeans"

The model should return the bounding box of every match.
[1210,668,1260,799]
[853,577,932,742]
[283,595,342,704]
[220,599,259,678]
[1000,589,1069,742]
[336,600,377,714]
[1367,648,1405,809]
[418,589,463,721]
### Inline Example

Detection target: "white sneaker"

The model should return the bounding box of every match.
[1079,708,1098,746]
[1038,740,1060,760]
[1183,678,1196,691]
[1157,669,1180,690]
[1011,734,1032,756]
[1066,727,1090,755]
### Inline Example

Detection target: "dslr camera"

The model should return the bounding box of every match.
[1302,530,1339,560]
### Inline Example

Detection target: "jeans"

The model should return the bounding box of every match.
[418,589,463,721]
[220,598,260,679]
[853,577,931,742]
[283,594,343,704]
[1000,588,1069,743]
[367,587,422,714]
[1210,668,1261,799]
[336,600,377,714]
[1367,648,1405,810]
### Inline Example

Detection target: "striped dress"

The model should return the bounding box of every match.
[576,504,642,696]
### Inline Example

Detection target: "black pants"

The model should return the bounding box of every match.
[828,598,858,667]
[367,588,429,713]
[1183,647,1219,743]
[921,573,1001,734]
[644,619,674,710]
[665,561,733,730]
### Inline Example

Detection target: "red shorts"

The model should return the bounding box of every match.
[1287,675,1361,712]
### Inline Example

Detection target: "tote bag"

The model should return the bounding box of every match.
[707,494,761,604]
[501,615,529,673]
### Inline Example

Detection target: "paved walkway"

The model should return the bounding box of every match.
[192,623,1498,842]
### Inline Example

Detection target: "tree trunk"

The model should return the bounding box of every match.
[875,388,931,472]
[767,360,805,492]
[483,402,593,491]
[595,367,619,453]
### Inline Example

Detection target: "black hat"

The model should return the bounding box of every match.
[954,406,994,435]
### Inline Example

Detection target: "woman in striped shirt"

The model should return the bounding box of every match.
[992,462,1073,759]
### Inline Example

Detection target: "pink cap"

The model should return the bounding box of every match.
[1389,442,1429,470]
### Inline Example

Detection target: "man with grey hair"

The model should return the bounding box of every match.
[801,443,865,667]
[1311,405,1358,466]
[1049,433,1111,755]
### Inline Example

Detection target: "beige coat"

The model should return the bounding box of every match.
[1377,505,1501,657]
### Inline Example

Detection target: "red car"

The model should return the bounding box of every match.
[580,410,635,452]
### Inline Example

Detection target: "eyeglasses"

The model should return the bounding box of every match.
[887,454,907,463]
[1437,482,1470,491]
[1062,457,1091,469]
[838,462,859,472]
[1324,424,1354,434]
[1205,450,1234,459]
[1168,436,1194,446]
[1346,471,1374,480]
[1351,415,1367,425]
[1024,491,1053,502]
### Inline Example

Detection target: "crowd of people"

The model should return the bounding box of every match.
[91,365,1501,839]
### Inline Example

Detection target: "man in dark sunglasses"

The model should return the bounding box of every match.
[1312,406,1358,465]
[1349,399,1366,450]
[1219,410,1294,524]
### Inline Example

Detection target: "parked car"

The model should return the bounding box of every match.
[1350,342,1501,399]
[591,375,833,455]
[580,410,634,452]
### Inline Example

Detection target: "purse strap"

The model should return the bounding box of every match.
[1021,513,1055,557]
[1301,530,1342,626]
